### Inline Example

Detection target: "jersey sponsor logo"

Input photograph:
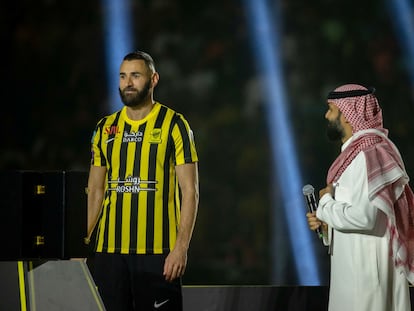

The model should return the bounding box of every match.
[154,299,169,308]
[122,131,143,143]
[104,125,120,135]
[108,176,157,193]
[103,126,120,144]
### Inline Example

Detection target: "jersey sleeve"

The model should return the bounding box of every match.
[90,118,107,167]
[171,113,198,165]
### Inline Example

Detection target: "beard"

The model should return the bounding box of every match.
[326,114,345,142]
[119,79,151,107]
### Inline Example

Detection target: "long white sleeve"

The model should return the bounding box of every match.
[316,152,378,231]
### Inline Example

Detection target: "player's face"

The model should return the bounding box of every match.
[119,60,153,107]
[325,102,345,142]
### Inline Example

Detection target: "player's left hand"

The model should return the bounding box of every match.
[163,247,187,282]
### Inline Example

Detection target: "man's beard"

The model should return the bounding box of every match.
[326,114,345,142]
[119,80,151,107]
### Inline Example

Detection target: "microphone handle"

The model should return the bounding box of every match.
[305,194,323,239]
[315,226,323,239]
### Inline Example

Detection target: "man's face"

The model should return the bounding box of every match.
[118,59,153,107]
[325,102,345,142]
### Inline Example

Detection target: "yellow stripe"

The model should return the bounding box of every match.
[28,262,36,311]
[153,125,168,253]
[121,192,132,253]
[96,204,107,252]
[17,261,27,311]
[80,262,105,311]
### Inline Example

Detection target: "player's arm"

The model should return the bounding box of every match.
[85,165,107,244]
[175,162,199,253]
[163,162,199,281]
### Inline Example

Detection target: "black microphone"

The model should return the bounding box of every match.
[302,184,323,239]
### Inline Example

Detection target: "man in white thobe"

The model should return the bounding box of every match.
[307,84,414,311]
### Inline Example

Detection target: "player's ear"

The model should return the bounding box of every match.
[151,72,159,88]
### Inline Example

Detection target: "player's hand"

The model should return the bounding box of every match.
[163,248,187,282]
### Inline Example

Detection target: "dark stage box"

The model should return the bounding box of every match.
[0,171,89,260]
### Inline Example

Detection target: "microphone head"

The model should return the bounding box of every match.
[302,184,315,195]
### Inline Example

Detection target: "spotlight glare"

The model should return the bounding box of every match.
[101,0,134,112]
[244,0,320,285]
[388,0,414,95]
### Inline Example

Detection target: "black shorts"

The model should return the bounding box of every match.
[87,253,182,311]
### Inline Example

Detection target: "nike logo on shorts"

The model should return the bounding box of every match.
[154,299,169,308]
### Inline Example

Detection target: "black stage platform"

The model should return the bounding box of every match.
[1,261,413,311]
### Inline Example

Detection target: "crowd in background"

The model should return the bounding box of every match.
[2,0,414,285]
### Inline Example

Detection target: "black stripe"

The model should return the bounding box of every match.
[102,111,121,251]
[115,123,130,251]
[162,119,177,251]
[101,199,111,251]
[174,114,192,162]
[327,87,375,99]
[96,118,107,166]
[129,123,146,252]
[146,106,168,253]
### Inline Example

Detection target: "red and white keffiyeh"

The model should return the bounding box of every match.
[326,84,414,283]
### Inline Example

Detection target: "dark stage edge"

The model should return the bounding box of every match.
[1,261,413,310]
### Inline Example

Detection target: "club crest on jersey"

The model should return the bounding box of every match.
[123,131,143,143]
[149,129,162,144]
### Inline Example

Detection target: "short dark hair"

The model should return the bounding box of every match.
[123,51,156,72]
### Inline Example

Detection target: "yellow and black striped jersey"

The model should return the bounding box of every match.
[90,102,198,254]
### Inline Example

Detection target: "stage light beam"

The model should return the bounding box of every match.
[387,0,414,98]
[244,0,321,285]
[101,0,134,112]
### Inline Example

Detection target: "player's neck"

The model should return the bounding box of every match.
[126,100,154,120]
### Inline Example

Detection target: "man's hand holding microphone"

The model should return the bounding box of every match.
[303,184,333,238]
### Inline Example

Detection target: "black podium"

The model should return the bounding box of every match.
[0,170,105,310]
[0,170,89,259]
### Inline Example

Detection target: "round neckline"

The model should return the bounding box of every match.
[121,102,159,124]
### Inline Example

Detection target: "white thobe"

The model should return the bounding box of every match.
[317,140,411,311]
